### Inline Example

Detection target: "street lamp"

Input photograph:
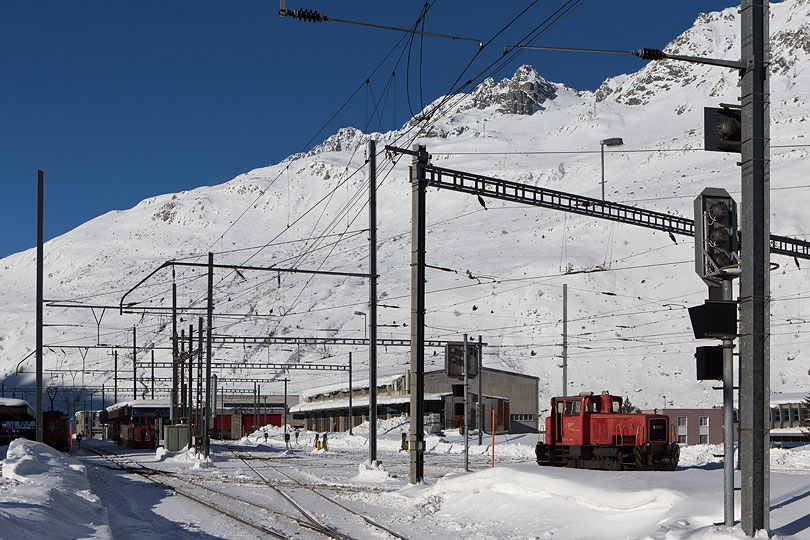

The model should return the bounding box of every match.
[600,137,624,201]
[354,311,367,339]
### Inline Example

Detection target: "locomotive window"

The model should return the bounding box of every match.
[586,398,600,412]
[563,400,581,417]
[556,402,564,414]
[648,418,667,442]
[611,399,621,413]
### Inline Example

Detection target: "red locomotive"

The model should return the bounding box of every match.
[535,392,679,471]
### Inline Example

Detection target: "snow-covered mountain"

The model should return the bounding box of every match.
[2,1,809,411]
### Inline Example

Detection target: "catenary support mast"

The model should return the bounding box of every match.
[739,0,770,534]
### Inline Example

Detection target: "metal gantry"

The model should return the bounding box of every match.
[389,137,806,490]
[136,361,349,371]
[417,161,810,260]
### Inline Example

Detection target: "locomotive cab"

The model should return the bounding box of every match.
[537,391,679,471]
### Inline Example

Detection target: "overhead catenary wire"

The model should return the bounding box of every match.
[279,5,482,46]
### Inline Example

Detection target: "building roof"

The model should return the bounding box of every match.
[105,399,171,412]
[0,398,35,421]
[771,427,808,436]
[0,397,30,408]
[298,374,404,400]
[290,392,448,413]
[427,366,541,381]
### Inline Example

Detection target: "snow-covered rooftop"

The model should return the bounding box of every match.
[105,399,171,412]
[290,392,448,413]
[0,398,30,408]
[299,374,404,401]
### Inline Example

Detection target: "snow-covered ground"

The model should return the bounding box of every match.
[3,420,809,539]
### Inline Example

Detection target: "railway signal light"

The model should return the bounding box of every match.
[694,188,738,285]
[696,346,724,380]
[704,107,741,153]
[445,342,479,378]
[688,300,737,339]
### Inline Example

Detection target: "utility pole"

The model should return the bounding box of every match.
[132,326,137,400]
[204,252,214,459]
[348,352,353,435]
[463,333,469,472]
[197,317,203,439]
[180,330,185,417]
[368,139,379,463]
[409,144,429,484]
[151,350,155,400]
[211,373,217,439]
[114,350,118,404]
[562,284,568,397]
[284,378,288,435]
[36,169,44,443]
[171,280,178,422]
[739,0,770,534]
[188,324,194,431]
[721,279,736,526]
[478,335,483,445]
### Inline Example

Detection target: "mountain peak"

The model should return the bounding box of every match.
[466,64,558,115]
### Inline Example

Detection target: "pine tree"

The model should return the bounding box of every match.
[621,396,641,414]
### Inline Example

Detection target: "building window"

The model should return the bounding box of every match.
[773,409,781,422]
[677,416,687,427]
[677,434,687,444]
[792,408,800,422]
[510,413,534,422]
[699,416,709,427]
[700,434,709,444]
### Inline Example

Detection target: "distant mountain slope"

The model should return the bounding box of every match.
[1,0,808,411]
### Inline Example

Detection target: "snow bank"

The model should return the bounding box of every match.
[354,460,394,483]
[155,446,214,469]
[0,439,112,539]
[771,445,810,471]
[393,464,781,539]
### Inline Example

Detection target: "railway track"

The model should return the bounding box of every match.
[233,451,411,540]
[80,444,357,539]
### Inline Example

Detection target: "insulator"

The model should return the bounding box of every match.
[295,9,324,22]
[633,48,666,61]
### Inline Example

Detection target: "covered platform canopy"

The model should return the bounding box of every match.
[0,397,35,422]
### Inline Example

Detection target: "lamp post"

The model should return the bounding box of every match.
[354,311,367,339]
[600,137,624,200]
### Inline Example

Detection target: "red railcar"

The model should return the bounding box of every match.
[536,392,679,471]
[43,410,71,451]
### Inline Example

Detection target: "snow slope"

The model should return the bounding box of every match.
[0,1,809,411]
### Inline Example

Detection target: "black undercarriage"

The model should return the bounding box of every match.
[535,442,680,471]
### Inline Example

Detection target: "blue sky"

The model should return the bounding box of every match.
[0,1,741,258]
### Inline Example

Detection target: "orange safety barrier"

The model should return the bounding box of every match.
[491,409,495,467]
